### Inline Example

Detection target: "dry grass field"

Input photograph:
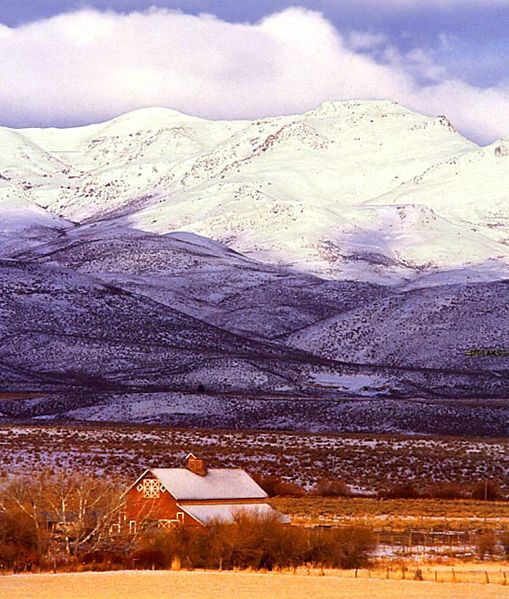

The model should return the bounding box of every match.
[272,497,509,531]
[1,570,508,599]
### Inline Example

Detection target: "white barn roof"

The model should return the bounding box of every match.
[182,503,286,525]
[150,468,268,500]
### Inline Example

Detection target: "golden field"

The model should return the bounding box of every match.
[2,570,509,599]
[271,497,509,531]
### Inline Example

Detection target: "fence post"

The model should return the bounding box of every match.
[485,571,490,584]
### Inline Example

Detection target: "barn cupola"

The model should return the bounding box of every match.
[186,453,207,476]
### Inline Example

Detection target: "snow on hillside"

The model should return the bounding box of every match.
[25,223,391,338]
[338,204,508,280]
[287,281,509,372]
[370,137,509,247]
[1,101,508,418]
[0,258,327,395]
[0,127,69,177]
[5,100,506,282]
[0,180,72,256]
[5,221,504,404]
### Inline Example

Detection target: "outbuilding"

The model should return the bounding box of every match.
[124,454,286,532]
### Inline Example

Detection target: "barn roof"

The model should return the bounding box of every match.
[150,468,268,500]
[182,502,286,525]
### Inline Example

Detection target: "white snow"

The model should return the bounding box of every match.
[151,468,268,500]
[311,373,387,394]
[181,502,286,525]
[2,100,507,284]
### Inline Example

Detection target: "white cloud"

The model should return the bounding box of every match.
[348,31,388,51]
[0,7,508,143]
[409,81,509,143]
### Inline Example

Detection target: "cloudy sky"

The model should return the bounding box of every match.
[0,0,508,143]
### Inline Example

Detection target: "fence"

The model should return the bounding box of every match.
[291,566,509,586]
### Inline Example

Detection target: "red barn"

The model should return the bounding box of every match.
[124,454,285,532]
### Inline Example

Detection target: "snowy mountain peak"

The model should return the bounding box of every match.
[311,98,402,117]
[97,106,206,131]
[1,102,509,409]
[1,101,508,284]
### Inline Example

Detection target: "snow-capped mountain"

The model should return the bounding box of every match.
[370,137,509,247]
[4,99,508,283]
[0,101,508,426]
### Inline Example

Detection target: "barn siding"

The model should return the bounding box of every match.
[125,473,201,528]
[124,466,273,531]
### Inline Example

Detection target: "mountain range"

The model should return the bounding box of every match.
[1,100,508,428]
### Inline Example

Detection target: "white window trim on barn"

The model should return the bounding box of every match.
[137,478,166,499]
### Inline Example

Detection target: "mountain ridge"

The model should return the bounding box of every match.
[0,100,508,427]
[4,99,506,284]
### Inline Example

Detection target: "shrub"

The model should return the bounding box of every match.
[427,483,468,500]
[312,479,352,497]
[130,547,167,569]
[471,481,504,501]
[205,511,305,570]
[379,482,421,499]
[476,531,497,559]
[500,532,509,559]
[131,525,211,570]
[253,475,305,497]
[81,550,125,568]
[303,526,376,569]
[0,508,43,571]
[130,514,377,571]
[0,542,40,572]
[331,527,377,569]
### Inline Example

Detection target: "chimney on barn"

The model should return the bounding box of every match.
[186,453,207,476]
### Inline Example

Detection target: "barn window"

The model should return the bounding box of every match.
[129,521,137,534]
[139,478,163,498]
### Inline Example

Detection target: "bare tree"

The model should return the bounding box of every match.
[0,471,125,562]
[0,474,49,562]
[42,472,124,556]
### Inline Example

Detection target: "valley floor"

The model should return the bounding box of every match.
[1,569,508,599]
[0,422,507,491]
